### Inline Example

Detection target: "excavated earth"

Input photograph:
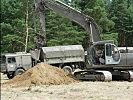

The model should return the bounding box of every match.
[2,63,78,87]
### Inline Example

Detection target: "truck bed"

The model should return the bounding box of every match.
[40,45,85,64]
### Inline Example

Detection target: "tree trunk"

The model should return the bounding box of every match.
[25,0,29,52]
[35,1,46,48]
[118,32,125,47]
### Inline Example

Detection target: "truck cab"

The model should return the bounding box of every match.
[0,53,32,79]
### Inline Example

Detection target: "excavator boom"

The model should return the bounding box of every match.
[34,0,101,47]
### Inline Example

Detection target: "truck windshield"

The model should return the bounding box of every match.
[8,57,16,63]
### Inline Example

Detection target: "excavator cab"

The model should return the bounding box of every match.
[89,41,120,65]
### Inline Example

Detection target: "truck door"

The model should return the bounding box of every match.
[21,55,32,70]
[105,44,120,65]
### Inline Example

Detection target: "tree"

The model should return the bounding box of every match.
[108,0,133,46]
[1,0,132,54]
[1,0,34,53]
[125,0,133,46]
[45,9,86,46]
[72,0,114,33]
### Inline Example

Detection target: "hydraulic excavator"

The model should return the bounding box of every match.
[33,0,133,81]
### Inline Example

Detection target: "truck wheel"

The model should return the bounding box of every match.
[15,69,25,76]
[7,73,14,79]
[63,66,73,74]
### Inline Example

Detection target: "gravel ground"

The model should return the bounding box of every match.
[1,73,133,100]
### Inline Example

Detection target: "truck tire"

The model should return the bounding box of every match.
[62,66,73,74]
[7,72,14,79]
[14,69,25,76]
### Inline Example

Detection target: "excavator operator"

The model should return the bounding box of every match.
[95,50,105,65]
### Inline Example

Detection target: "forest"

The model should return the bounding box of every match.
[1,0,133,53]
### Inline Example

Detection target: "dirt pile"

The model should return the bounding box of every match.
[2,63,78,87]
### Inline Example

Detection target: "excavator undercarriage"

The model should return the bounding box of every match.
[74,69,133,81]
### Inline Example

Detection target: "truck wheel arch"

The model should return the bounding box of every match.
[62,66,73,74]
[7,72,14,79]
[14,68,25,76]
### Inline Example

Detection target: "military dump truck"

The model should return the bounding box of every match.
[1,45,85,79]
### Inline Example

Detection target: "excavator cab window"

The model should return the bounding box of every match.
[112,45,120,62]
[91,44,105,65]
[106,44,112,56]
[105,44,120,64]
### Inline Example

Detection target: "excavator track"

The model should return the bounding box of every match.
[74,70,133,82]
[128,71,133,81]
[74,70,112,81]
[108,70,133,81]
[96,71,112,81]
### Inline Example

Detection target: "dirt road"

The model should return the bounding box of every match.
[1,73,133,100]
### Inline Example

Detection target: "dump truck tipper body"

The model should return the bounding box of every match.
[40,45,85,64]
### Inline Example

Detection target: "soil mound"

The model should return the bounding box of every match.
[2,63,78,87]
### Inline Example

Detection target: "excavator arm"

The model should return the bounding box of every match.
[34,0,101,47]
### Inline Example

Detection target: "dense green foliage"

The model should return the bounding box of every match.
[1,0,34,52]
[1,0,133,53]
[107,0,133,46]
[73,0,114,32]
[45,10,86,46]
